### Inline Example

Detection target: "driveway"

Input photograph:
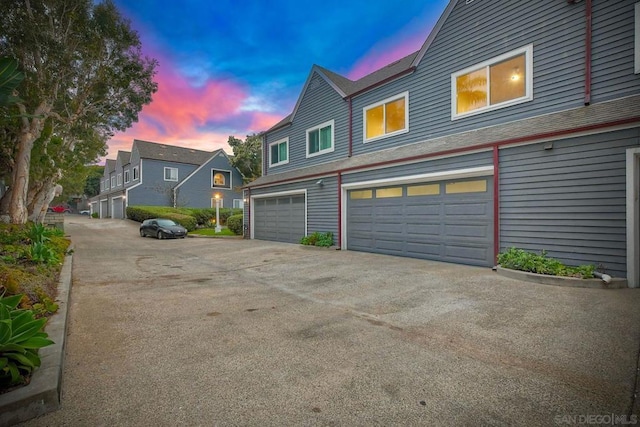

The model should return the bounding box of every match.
[23,216,640,426]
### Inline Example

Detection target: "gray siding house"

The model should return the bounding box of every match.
[245,0,640,287]
[92,139,244,218]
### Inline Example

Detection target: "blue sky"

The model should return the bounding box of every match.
[107,0,449,158]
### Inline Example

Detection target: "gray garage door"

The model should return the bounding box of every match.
[112,197,124,219]
[254,194,305,243]
[347,177,494,267]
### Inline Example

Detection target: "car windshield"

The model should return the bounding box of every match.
[157,219,178,227]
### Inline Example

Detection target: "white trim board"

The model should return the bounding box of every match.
[627,147,640,287]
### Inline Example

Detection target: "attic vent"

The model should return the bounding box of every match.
[308,77,321,91]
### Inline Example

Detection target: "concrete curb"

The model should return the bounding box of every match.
[496,266,628,289]
[0,251,72,426]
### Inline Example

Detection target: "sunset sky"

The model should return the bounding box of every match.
[106,0,449,161]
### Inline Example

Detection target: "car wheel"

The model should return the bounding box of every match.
[140,229,145,237]
[157,231,164,240]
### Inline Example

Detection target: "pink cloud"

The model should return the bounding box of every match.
[105,52,258,161]
[248,112,284,134]
[347,32,426,80]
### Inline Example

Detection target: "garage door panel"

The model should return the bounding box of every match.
[445,202,490,215]
[254,194,305,244]
[347,177,493,267]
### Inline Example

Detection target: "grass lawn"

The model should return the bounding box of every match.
[190,228,240,237]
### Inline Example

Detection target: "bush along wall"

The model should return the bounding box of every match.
[300,232,333,247]
[226,214,243,235]
[126,206,243,230]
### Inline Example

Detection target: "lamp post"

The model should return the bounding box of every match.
[214,194,221,233]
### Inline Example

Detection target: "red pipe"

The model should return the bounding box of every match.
[493,146,500,263]
[337,172,342,249]
[348,98,353,157]
[584,0,592,105]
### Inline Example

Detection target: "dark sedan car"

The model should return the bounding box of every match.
[139,218,187,239]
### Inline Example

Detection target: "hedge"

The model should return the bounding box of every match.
[126,206,244,230]
[226,214,243,235]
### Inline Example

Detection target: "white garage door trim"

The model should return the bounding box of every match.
[340,166,494,249]
[250,189,307,240]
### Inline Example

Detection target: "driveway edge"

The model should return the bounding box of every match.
[496,266,628,289]
[0,251,72,427]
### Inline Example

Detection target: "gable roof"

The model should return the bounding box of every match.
[266,1,457,135]
[105,159,116,173]
[116,150,131,166]
[133,139,213,166]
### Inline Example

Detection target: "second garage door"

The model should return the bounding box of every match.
[253,194,305,243]
[347,177,494,267]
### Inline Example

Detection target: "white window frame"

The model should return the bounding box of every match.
[306,119,335,158]
[124,169,130,184]
[233,199,244,209]
[211,168,232,189]
[111,176,116,188]
[133,166,139,181]
[451,44,533,120]
[269,137,289,167]
[363,91,409,143]
[164,167,178,182]
[635,3,640,74]
[117,173,122,186]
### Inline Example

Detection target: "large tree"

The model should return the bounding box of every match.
[0,0,158,223]
[228,134,262,183]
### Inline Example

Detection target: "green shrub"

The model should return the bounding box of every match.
[28,242,59,265]
[226,214,244,235]
[497,247,595,278]
[300,232,333,247]
[0,293,54,387]
[91,212,99,218]
[191,208,216,226]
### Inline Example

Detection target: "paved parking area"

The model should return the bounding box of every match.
[23,216,640,426]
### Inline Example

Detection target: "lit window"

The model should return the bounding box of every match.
[363,92,408,142]
[307,120,334,157]
[164,167,178,182]
[407,184,440,196]
[269,138,289,167]
[452,45,533,119]
[211,170,231,188]
[350,189,373,199]
[445,180,487,194]
[376,187,403,198]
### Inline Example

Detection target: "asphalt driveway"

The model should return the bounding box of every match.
[22,216,640,426]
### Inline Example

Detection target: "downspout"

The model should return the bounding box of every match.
[348,98,353,158]
[584,0,592,105]
[337,172,342,249]
[246,187,251,239]
[493,146,500,264]
[262,134,267,177]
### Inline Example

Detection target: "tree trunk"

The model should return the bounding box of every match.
[28,172,61,223]
[8,103,48,224]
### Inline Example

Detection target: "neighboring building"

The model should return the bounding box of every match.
[245,0,640,286]
[92,140,244,218]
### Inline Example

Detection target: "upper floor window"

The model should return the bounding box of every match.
[164,167,178,181]
[233,199,244,209]
[363,91,409,142]
[306,120,335,157]
[133,166,139,181]
[117,173,122,186]
[212,169,231,189]
[100,181,104,191]
[111,176,116,188]
[452,45,533,119]
[124,169,130,184]
[269,137,289,167]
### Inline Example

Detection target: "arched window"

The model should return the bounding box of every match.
[214,173,225,186]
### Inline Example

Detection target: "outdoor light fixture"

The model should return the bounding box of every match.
[316,179,324,186]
